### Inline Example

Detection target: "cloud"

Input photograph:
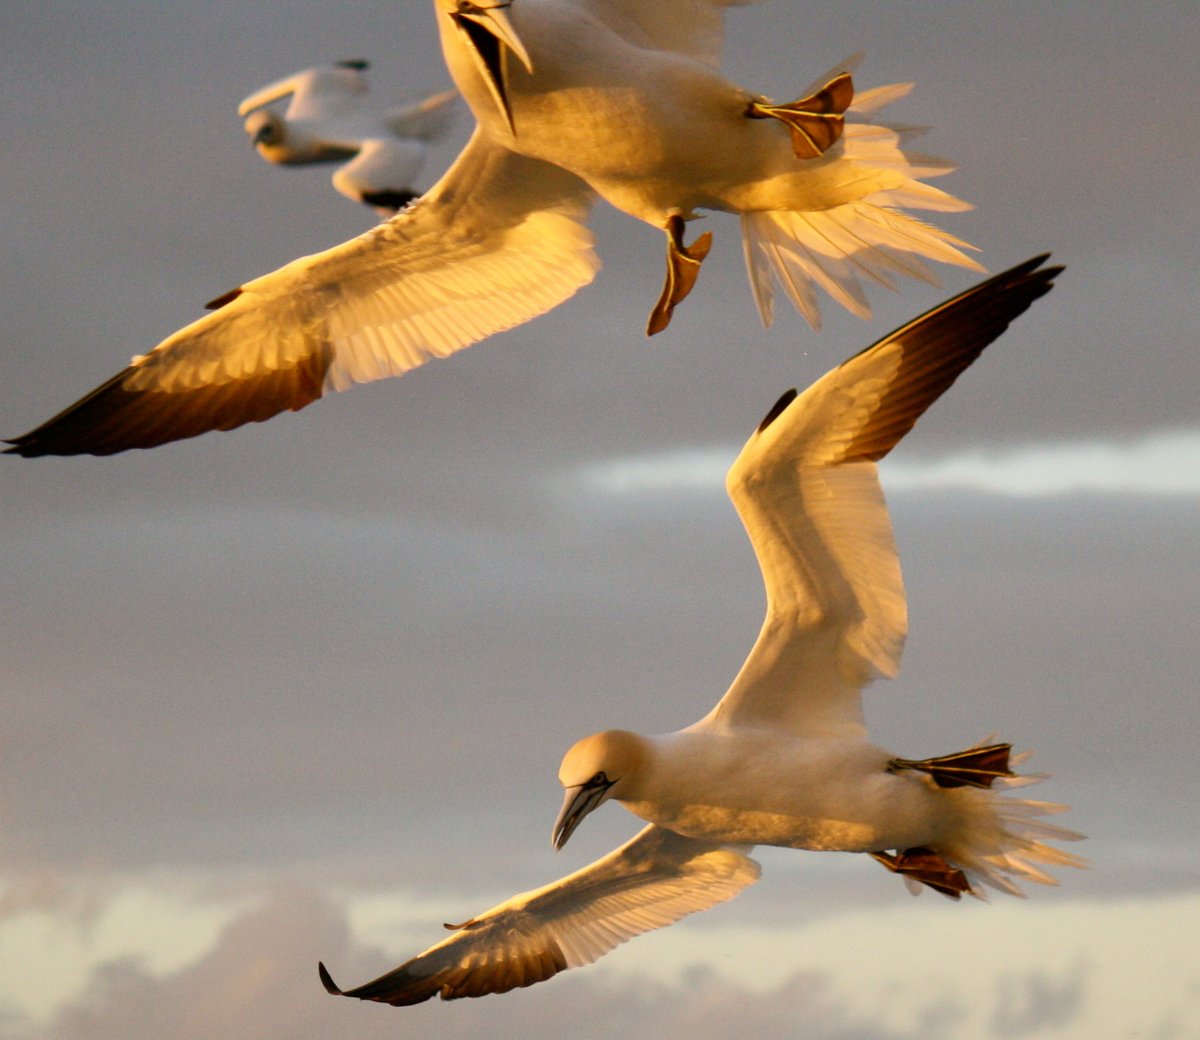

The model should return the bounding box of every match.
[7,886,956,1040]
[15,885,1197,1040]
[4,882,1195,1040]
[989,964,1087,1037]
[570,430,1200,500]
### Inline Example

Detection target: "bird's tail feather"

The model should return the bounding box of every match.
[740,81,983,330]
[934,746,1087,899]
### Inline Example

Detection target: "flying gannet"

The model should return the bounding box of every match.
[318,256,1084,1007]
[238,61,457,215]
[8,0,980,457]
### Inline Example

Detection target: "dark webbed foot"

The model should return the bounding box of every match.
[647,214,712,335]
[747,71,854,159]
[889,743,1015,789]
[870,847,974,900]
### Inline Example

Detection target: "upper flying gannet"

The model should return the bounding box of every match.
[8,0,979,457]
[238,61,457,215]
[318,256,1085,1007]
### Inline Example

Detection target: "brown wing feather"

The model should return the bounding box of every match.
[837,254,1061,464]
[5,347,332,457]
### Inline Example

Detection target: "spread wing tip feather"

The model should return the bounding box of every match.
[318,962,344,996]
[318,958,441,1006]
[833,254,1063,464]
[4,360,328,458]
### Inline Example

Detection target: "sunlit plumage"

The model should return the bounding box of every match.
[318,256,1085,1008]
[10,0,979,457]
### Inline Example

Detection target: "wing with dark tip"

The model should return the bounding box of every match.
[7,133,597,457]
[701,256,1062,738]
[319,825,759,1006]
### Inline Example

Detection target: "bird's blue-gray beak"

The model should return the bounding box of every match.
[552,774,616,851]
[450,1,533,135]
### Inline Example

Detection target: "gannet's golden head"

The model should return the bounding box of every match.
[552,730,646,850]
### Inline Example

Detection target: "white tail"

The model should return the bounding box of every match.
[741,81,984,330]
[936,749,1087,899]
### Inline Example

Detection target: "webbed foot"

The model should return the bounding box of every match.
[889,743,1015,789]
[870,846,973,900]
[647,214,712,335]
[747,71,854,159]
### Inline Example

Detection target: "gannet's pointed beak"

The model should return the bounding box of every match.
[450,2,532,135]
[551,776,615,851]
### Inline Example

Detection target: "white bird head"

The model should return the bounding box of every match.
[243,109,289,161]
[441,0,533,134]
[553,730,646,850]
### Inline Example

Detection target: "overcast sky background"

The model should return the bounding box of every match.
[1,2,1197,1038]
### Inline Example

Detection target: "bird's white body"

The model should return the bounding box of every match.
[433,0,977,330]
[615,730,930,851]
[437,3,758,221]
[437,1,909,226]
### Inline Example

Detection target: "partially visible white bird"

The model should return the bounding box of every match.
[8,1,982,457]
[318,256,1085,1007]
[238,61,458,215]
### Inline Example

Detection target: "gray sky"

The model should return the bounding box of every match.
[1,2,1198,1037]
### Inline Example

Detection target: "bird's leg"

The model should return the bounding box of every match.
[888,743,1015,789]
[747,72,854,159]
[869,847,973,900]
[647,214,713,336]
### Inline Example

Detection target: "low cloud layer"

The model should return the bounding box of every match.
[8,883,1195,1040]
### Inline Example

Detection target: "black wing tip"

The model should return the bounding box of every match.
[982,252,1065,314]
[3,435,74,458]
[990,252,1064,294]
[757,388,798,433]
[360,188,419,212]
[203,286,244,311]
[6,432,105,457]
[4,428,142,458]
[337,59,370,71]
[318,961,345,996]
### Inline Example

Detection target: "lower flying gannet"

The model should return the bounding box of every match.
[318,255,1085,1007]
[238,61,458,215]
[8,1,979,458]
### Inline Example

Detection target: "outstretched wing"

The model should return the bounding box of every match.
[583,0,760,68]
[7,134,598,456]
[700,256,1062,738]
[237,61,369,122]
[319,825,759,1005]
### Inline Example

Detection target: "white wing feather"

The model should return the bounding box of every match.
[701,257,1062,738]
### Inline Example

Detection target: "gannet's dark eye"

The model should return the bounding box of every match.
[589,771,609,787]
